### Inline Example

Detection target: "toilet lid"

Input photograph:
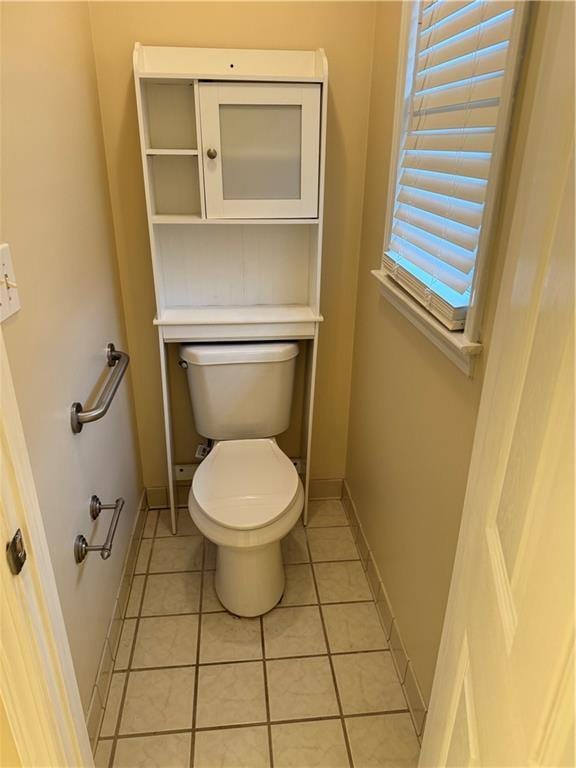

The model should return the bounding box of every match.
[192,439,299,530]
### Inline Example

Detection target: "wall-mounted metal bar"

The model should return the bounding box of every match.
[74,495,125,563]
[71,343,130,434]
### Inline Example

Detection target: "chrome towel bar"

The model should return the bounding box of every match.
[71,343,129,433]
[74,495,125,563]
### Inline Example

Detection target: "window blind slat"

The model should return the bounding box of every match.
[415,42,508,92]
[405,129,495,152]
[392,220,476,279]
[383,250,471,312]
[420,1,477,33]
[397,186,484,228]
[395,201,479,254]
[418,12,513,71]
[400,167,487,203]
[412,71,504,114]
[418,1,515,54]
[388,238,472,295]
[410,105,498,132]
[402,149,491,180]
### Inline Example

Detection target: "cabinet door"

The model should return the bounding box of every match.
[199,82,321,219]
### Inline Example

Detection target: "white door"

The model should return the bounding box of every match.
[420,4,574,766]
[199,82,320,219]
[0,331,93,767]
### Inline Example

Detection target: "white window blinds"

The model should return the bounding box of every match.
[383,0,524,330]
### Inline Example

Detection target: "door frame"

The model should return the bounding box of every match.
[420,2,574,763]
[0,330,93,766]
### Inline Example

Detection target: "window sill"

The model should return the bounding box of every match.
[371,270,482,376]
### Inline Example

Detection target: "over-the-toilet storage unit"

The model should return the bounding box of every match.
[133,45,328,533]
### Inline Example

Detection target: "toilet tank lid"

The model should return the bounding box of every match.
[179,342,299,366]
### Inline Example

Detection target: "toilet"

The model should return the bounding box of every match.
[179,341,303,617]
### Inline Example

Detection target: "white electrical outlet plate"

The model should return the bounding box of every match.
[0,244,21,323]
[173,464,197,481]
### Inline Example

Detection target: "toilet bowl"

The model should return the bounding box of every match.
[180,341,302,617]
[189,438,303,616]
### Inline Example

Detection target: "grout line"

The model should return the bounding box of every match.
[141,556,363,577]
[96,706,411,742]
[118,647,392,674]
[260,615,274,768]
[303,527,356,768]
[108,525,155,768]
[122,596,377,624]
[189,535,206,768]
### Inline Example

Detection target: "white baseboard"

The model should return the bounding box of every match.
[85,488,148,749]
[342,481,428,739]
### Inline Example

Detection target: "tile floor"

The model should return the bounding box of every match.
[95,501,420,767]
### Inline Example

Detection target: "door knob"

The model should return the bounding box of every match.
[206,148,218,160]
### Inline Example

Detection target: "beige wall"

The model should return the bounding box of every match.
[346,2,545,703]
[1,2,142,708]
[0,697,20,768]
[88,1,377,487]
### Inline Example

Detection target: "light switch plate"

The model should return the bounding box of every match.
[0,244,21,323]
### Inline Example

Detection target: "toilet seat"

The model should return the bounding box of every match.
[192,439,299,530]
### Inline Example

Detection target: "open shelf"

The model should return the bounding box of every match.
[144,81,197,150]
[148,155,201,216]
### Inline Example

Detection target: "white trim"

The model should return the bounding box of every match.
[341,481,428,740]
[0,332,93,767]
[372,270,482,375]
[381,1,419,252]
[465,2,530,342]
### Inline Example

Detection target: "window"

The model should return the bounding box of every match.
[375,0,527,367]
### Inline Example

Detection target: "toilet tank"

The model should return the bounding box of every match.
[179,342,299,440]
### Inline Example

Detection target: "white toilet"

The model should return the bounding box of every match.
[179,341,303,617]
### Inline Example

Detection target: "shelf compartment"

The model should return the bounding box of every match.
[155,223,317,310]
[149,155,201,216]
[144,81,197,150]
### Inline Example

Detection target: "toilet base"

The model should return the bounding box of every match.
[214,540,285,617]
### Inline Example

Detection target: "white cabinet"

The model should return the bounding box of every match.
[199,83,321,219]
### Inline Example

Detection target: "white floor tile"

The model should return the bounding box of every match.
[196,662,267,728]
[141,572,201,616]
[119,667,195,735]
[199,612,262,663]
[267,657,339,721]
[263,606,326,659]
[132,615,199,668]
[194,725,270,768]
[333,651,406,714]
[322,602,387,653]
[345,713,420,767]
[307,527,359,562]
[314,561,372,603]
[113,732,191,767]
[271,720,349,768]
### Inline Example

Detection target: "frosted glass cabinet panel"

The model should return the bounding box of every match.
[199,83,321,218]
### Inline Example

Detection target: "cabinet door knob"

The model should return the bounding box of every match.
[206,148,218,160]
